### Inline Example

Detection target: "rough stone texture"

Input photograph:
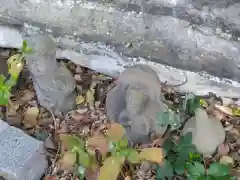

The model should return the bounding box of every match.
[1,0,240,98]
[1,0,240,81]
[0,119,47,180]
[25,35,76,116]
[181,108,226,155]
[106,64,168,143]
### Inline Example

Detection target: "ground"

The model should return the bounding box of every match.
[0,48,239,180]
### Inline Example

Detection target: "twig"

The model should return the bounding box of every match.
[163,72,188,88]
[49,109,57,132]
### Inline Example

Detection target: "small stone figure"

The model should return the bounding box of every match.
[106,64,168,143]
[25,35,76,116]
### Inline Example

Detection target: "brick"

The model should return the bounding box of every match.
[0,119,48,180]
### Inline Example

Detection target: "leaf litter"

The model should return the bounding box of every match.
[0,50,240,180]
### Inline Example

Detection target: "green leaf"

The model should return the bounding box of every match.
[0,85,11,106]
[121,148,140,163]
[208,163,230,177]
[173,161,185,175]
[179,132,193,145]
[181,93,201,114]
[21,40,28,52]
[186,162,205,176]
[75,148,91,168]
[59,134,85,150]
[156,160,174,179]
[77,165,85,180]
[115,136,128,149]
[25,47,32,53]
[163,138,174,154]
[127,149,141,164]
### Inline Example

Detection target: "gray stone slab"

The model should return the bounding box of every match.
[0,119,47,180]
[1,0,240,98]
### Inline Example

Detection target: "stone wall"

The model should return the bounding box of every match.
[1,0,240,97]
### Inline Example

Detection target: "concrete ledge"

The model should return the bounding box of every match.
[0,120,47,180]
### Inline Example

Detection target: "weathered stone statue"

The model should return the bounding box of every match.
[25,35,76,116]
[106,64,168,143]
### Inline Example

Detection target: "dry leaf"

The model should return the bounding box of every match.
[219,156,234,165]
[139,148,164,165]
[58,151,76,170]
[217,143,230,157]
[107,123,125,141]
[86,82,96,106]
[44,175,57,180]
[87,135,109,155]
[214,104,233,116]
[17,90,35,105]
[76,95,85,105]
[23,106,39,126]
[98,156,125,180]
[125,176,132,180]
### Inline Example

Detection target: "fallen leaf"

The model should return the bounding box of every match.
[17,90,35,105]
[76,95,85,105]
[85,167,99,180]
[23,106,39,126]
[217,143,230,157]
[44,175,57,180]
[152,137,165,147]
[219,156,234,165]
[87,135,109,155]
[59,134,85,151]
[107,123,125,141]
[98,156,125,180]
[212,110,224,121]
[232,107,240,116]
[125,176,132,180]
[58,150,76,170]
[139,147,164,165]
[86,82,96,107]
[214,104,233,116]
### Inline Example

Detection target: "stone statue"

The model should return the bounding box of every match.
[106,64,168,143]
[25,35,76,116]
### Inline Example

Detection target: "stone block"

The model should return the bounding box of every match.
[0,119,47,180]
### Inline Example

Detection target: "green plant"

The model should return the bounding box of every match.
[59,123,165,180]
[156,132,235,180]
[0,40,32,107]
[186,162,234,180]
[156,132,199,179]
[180,93,201,115]
[59,134,97,180]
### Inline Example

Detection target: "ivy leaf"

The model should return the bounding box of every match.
[186,162,205,176]
[156,160,174,179]
[98,156,125,180]
[59,134,85,151]
[208,163,230,177]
